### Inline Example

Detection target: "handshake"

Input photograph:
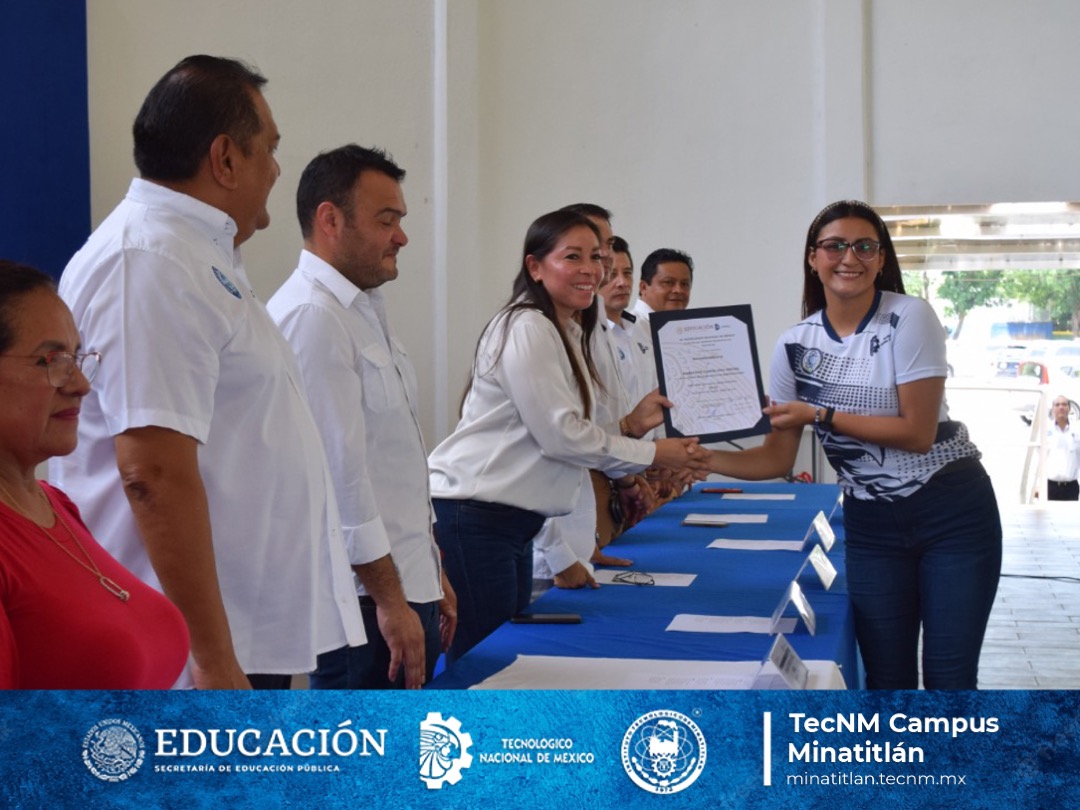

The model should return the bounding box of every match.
[650,437,711,479]
[619,389,712,480]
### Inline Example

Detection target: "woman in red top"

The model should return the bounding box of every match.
[0,261,189,688]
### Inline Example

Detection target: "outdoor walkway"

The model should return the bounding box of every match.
[979,504,1080,689]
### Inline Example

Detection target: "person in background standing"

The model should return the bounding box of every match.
[269,144,456,688]
[1044,395,1080,500]
[631,247,694,324]
[428,210,706,662]
[51,56,364,689]
[0,261,189,689]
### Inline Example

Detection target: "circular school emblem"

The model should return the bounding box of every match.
[621,710,706,794]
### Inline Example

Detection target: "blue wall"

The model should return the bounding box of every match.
[0,1,90,279]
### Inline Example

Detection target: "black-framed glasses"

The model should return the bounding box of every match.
[612,571,655,587]
[0,351,101,387]
[813,238,882,262]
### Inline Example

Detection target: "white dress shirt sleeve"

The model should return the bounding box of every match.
[531,517,580,578]
[494,314,655,476]
[75,249,230,442]
[274,302,393,566]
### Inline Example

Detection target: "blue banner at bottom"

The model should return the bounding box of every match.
[1,690,1076,808]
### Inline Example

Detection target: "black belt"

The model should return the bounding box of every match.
[1048,479,1078,487]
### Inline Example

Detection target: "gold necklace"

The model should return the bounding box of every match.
[0,478,130,602]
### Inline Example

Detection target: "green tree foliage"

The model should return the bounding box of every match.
[901,270,929,300]
[935,270,1005,338]
[1000,269,1080,335]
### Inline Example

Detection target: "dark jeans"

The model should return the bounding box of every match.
[843,462,1002,690]
[308,599,441,689]
[432,498,546,664]
[1047,479,1079,501]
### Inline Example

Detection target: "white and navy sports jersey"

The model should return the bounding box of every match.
[769,290,980,501]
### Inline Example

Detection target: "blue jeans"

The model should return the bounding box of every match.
[309,599,441,689]
[843,461,1002,689]
[432,498,546,664]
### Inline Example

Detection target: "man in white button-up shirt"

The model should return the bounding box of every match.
[268,145,456,689]
[602,237,655,413]
[52,57,365,689]
[1044,395,1080,500]
[631,247,695,326]
[633,248,698,504]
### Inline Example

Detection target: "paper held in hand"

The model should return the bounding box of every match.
[650,304,770,443]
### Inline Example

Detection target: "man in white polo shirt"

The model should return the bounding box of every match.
[52,56,365,689]
[268,144,456,688]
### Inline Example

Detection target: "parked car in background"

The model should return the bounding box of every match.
[946,339,1028,380]
[1014,340,1080,423]
[1016,340,1080,384]
[991,343,1029,377]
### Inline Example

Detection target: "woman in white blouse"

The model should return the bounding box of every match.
[428,209,703,662]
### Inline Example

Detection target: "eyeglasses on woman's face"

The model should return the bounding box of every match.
[0,351,101,387]
[813,238,882,262]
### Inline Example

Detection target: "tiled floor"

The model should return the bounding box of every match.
[979,504,1080,689]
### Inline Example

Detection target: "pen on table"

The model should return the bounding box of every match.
[701,487,743,494]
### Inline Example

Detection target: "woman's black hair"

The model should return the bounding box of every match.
[0,261,57,354]
[801,200,905,317]
[461,210,603,418]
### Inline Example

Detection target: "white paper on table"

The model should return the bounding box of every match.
[708,538,805,551]
[666,613,797,634]
[623,670,757,689]
[720,493,796,501]
[468,654,845,690]
[682,513,729,526]
[684,513,768,525]
[592,569,697,587]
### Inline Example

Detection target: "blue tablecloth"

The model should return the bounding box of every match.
[428,482,856,689]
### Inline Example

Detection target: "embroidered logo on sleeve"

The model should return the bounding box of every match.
[212,266,243,299]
